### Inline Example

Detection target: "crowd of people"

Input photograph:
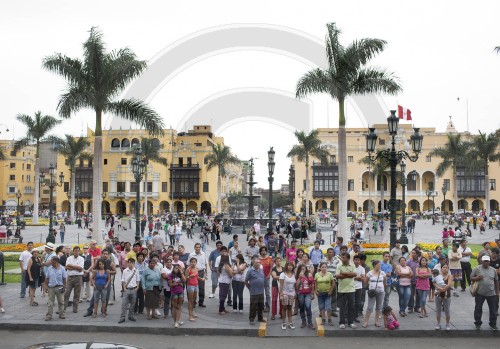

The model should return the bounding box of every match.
[4,219,498,332]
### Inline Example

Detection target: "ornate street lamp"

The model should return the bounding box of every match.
[131,147,145,242]
[441,184,448,216]
[365,110,423,248]
[39,164,64,243]
[16,190,22,225]
[267,147,275,231]
[399,161,408,243]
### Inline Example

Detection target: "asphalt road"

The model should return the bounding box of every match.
[0,331,498,349]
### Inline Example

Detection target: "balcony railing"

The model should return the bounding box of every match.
[170,192,200,199]
[170,164,200,169]
[458,191,485,198]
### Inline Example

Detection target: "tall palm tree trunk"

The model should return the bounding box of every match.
[305,157,310,217]
[452,168,458,214]
[217,174,222,214]
[71,170,76,222]
[143,168,148,216]
[92,126,103,243]
[485,165,490,214]
[33,158,40,224]
[337,101,348,238]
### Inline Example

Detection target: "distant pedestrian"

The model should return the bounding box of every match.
[470,255,499,330]
[246,256,265,325]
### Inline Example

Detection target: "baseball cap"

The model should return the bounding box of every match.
[482,256,491,261]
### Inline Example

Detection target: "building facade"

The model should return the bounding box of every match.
[289,120,500,215]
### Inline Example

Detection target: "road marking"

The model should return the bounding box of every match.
[316,317,324,337]
[258,319,267,337]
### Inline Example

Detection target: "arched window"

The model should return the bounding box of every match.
[121,138,130,148]
[111,138,120,148]
[131,138,140,147]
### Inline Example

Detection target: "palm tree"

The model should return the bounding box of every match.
[287,130,329,217]
[205,144,240,214]
[295,22,402,237]
[359,156,391,213]
[468,131,500,214]
[13,111,61,224]
[429,133,470,214]
[0,148,5,161]
[49,135,91,222]
[43,27,165,240]
[126,138,167,216]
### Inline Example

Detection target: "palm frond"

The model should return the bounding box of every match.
[106,99,165,136]
[0,148,5,160]
[13,137,31,153]
[42,54,84,85]
[352,67,402,95]
[57,85,94,119]
[344,38,387,69]
[296,68,335,99]
[106,48,147,97]
[325,23,342,72]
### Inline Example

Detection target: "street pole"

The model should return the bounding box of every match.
[268,147,275,232]
[132,147,145,242]
[400,161,408,244]
[365,111,423,249]
[39,164,64,243]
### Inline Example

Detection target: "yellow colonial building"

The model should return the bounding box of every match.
[289,120,500,215]
[0,141,36,213]
[54,125,244,217]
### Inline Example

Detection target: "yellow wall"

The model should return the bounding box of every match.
[291,123,500,214]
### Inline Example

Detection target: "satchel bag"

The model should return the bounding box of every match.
[469,281,478,297]
[368,274,380,298]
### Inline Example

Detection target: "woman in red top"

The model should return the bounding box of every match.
[295,265,316,329]
[184,257,200,321]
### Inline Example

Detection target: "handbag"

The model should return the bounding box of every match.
[470,281,478,297]
[368,273,380,298]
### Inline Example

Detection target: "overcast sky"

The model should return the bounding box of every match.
[1,0,500,186]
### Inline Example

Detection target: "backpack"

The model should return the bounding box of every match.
[268,236,277,249]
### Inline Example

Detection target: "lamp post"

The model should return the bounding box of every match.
[16,190,22,225]
[399,161,408,244]
[267,147,275,231]
[441,184,448,216]
[131,147,145,242]
[365,110,423,249]
[101,191,106,217]
[39,163,64,243]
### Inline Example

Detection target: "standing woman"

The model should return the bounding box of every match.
[134,253,147,314]
[363,260,386,327]
[433,264,453,330]
[168,264,186,328]
[185,257,200,321]
[58,223,66,244]
[295,265,316,329]
[415,257,431,318]
[279,261,296,330]
[271,256,283,320]
[232,254,247,313]
[27,249,42,306]
[217,254,233,315]
[90,260,110,318]
[314,261,334,326]
[396,257,413,316]
[142,259,161,320]
[175,220,182,244]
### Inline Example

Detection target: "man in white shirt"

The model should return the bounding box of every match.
[353,255,365,323]
[253,220,261,235]
[64,246,84,313]
[149,231,164,253]
[459,239,473,291]
[119,258,141,323]
[188,243,208,307]
[19,242,33,298]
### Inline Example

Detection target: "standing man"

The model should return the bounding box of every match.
[470,255,499,330]
[208,241,223,298]
[245,256,265,325]
[325,248,339,317]
[259,246,273,312]
[150,231,164,254]
[390,240,402,268]
[381,252,393,309]
[188,243,207,307]
[489,248,500,316]
[44,256,68,321]
[64,246,84,313]
[309,240,324,275]
[336,252,357,329]
[459,239,473,292]
[253,220,261,235]
[245,238,260,264]
[333,237,344,256]
[119,258,140,323]
[19,242,33,298]
[406,249,421,313]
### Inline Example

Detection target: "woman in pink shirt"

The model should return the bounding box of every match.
[415,257,431,318]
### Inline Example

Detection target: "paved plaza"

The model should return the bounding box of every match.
[0,218,499,337]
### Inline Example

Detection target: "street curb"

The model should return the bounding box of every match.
[322,329,500,338]
[0,323,259,337]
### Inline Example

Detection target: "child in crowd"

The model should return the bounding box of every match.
[382,306,400,330]
[431,269,449,299]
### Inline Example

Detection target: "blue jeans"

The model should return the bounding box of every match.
[416,289,429,309]
[398,285,411,313]
[60,231,65,243]
[163,290,171,316]
[21,270,27,297]
[297,293,313,324]
[317,292,331,311]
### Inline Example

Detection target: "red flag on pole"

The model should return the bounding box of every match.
[398,105,412,120]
